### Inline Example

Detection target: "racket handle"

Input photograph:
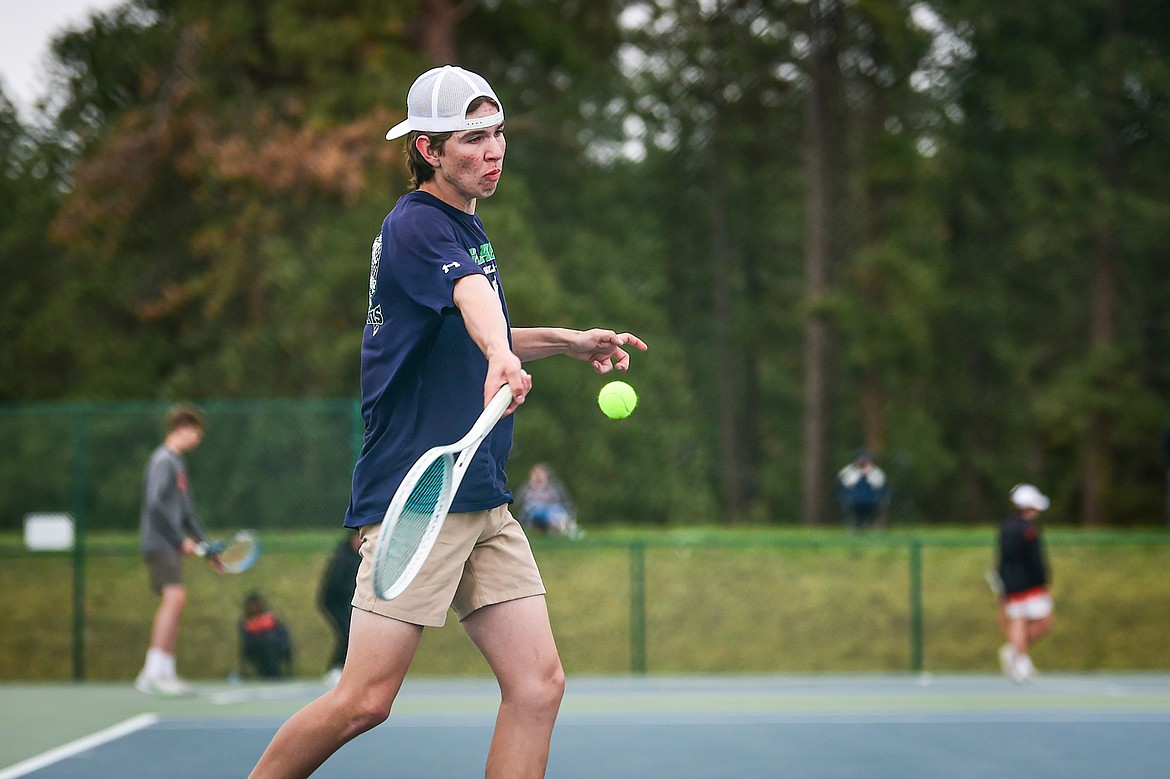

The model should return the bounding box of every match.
[487,383,514,418]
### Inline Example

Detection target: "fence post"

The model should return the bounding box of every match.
[908,537,923,672]
[1165,467,1170,532]
[629,541,647,675]
[71,407,87,682]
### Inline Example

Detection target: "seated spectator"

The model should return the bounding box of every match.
[836,449,890,530]
[239,591,292,679]
[515,463,581,538]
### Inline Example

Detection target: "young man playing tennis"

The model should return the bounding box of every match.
[135,404,220,696]
[995,483,1054,682]
[249,65,647,779]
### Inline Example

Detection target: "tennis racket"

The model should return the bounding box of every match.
[197,530,260,574]
[984,568,1005,598]
[372,384,514,600]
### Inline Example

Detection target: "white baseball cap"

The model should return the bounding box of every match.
[385,65,504,140]
[1010,483,1050,511]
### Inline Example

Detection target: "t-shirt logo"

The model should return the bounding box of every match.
[469,242,497,280]
[367,234,384,335]
[468,243,494,265]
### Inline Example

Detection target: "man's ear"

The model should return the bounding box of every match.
[415,135,441,167]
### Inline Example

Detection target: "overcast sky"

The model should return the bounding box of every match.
[1,0,125,117]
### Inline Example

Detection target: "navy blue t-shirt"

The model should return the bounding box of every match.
[344,191,514,529]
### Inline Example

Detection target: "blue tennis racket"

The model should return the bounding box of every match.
[198,530,260,574]
[372,385,514,600]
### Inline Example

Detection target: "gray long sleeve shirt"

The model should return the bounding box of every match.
[139,444,208,554]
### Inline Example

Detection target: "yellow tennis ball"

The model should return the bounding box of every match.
[598,380,638,419]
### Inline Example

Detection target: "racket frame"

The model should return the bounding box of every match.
[372,384,514,600]
[197,530,260,574]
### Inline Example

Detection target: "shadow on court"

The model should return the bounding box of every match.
[4,674,1170,778]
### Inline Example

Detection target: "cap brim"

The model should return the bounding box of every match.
[385,119,412,140]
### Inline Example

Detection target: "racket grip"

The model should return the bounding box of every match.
[488,383,514,417]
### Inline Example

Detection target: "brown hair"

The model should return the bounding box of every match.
[166,404,204,433]
[404,96,501,189]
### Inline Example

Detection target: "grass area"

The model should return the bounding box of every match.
[1,526,1169,681]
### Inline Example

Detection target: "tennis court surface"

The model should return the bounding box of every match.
[4,673,1170,778]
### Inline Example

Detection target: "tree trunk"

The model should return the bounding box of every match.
[418,0,458,63]
[1082,0,1125,527]
[859,78,889,456]
[801,0,847,525]
[1083,173,1120,527]
[710,148,750,520]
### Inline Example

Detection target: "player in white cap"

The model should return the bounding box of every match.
[994,483,1053,682]
[248,64,646,779]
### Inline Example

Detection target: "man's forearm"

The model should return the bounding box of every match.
[511,327,576,361]
[453,275,512,360]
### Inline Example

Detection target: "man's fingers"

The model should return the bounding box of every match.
[613,333,648,352]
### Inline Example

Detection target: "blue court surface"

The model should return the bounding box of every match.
[3,674,1170,778]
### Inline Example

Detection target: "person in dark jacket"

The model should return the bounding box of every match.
[240,591,293,679]
[995,483,1053,682]
[318,532,362,686]
[836,450,890,530]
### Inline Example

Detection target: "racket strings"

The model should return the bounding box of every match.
[217,533,259,573]
[220,541,254,565]
[376,456,452,586]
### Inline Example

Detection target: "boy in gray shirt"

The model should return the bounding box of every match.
[135,405,219,696]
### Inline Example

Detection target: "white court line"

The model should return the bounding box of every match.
[555,710,1170,726]
[210,683,326,705]
[0,713,158,779]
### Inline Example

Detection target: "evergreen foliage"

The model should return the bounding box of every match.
[1,0,1168,527]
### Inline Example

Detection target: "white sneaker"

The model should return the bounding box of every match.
[998,644,1015,678]
[135,671,196,697]
[1013,654,1036,683]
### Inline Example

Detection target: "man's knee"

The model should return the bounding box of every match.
[161,584,187,610]
[331,685,394,735]
[352,699,392,733]
[1031,614,1054,636]
[545,662,566,707]
[505,660,565,714]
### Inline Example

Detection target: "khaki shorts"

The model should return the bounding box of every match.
[145,551,182,594]
[352,504,545,627]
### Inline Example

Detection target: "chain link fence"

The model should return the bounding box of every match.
[4,403,1170,682]
[0,399,362,535]
[4,531,1170,682]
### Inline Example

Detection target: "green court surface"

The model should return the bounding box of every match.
[4,674,1170,778]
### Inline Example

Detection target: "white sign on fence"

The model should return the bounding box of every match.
[23,512,75,551]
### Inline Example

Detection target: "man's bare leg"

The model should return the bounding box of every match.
[1007,615,1029,656]
[463,595,565,779]
[1026,613,1053,646]
[149,584,186,654]
[248,609,423,779]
